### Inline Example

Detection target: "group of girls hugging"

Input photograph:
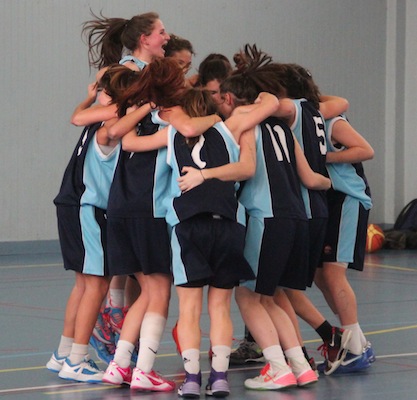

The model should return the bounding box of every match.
[46,9,375,398]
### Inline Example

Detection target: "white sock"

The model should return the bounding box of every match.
[57,335,73,358]
[68,343,88,364]
[211,345,231,373]
[182,348,200,374]
[108,289,125,308]
[114,339,135,368]
[262,345,288,374]
[284,346,305,362]
[343,323,365,355]
[284,346,311,375]
[136,313,166,372]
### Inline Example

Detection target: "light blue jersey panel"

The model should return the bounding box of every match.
[165,126,182,227]
[290,99,312,218]
[337,196,360,263]
[214,121,246,225]
[79,205,105,275]
[325,116,372,210]
[238,126,274,218]
[153,147,171,218]
[151,110,171,218]
[80,135,120,209]
[119,56,147,70]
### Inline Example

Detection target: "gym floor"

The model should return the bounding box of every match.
[1,246,417,399]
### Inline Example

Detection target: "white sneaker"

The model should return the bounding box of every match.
[46,351,66,373]
[58,358,104,383]
[103,360,132,385]
[244,363,297,391]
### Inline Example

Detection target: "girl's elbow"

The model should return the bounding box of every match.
[179,125,198,137]
[71,116,84,126]
[121,140,132,152]
[367,148,375,160]
[107,128,119,140]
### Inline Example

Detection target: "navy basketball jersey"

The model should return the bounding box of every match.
[238,117,307,220]
[325,116,372,210]
[107,111,170,218]
[165,121,245,226]
[54,124,98,206]
[291,99,328,219]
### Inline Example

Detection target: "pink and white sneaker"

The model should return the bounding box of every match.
[102,360,132,385]
[288,358,319,387]
[294,368,318,387]
[130,368,175,392]
[244,363,297,390]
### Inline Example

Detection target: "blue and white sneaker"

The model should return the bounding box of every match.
[58,358,104,383]
[332,351,371,374]
[46,351,66,373]
[89,335,114,365]
[364,342,376,363]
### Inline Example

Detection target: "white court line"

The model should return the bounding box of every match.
[0,263,63,270]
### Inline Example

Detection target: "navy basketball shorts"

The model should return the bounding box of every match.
[171,214,254,288]
[242,216,310,296]
[56,204,109,276]
[305,217,327,286]
[106,216,171,276]
[321,191,369,271]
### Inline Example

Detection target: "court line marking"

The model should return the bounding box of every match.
[365,262,417,272]
[1,352,417,395]
[2,324,417,374]
[0,263,63,270]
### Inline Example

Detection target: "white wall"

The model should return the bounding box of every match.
[0,0,412,242]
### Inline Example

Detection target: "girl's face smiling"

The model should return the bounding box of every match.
[144,19,170,59]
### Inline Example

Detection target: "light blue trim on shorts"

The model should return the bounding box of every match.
[336,197,360,263]
[241,216,263,291]
[80,205,105,275]
[171,226,187,285]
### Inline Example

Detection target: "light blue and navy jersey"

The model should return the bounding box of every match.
[165,121,245,227]
[54,123,119,209]
[119,55,147,70]
[325,115,372,210]
[107,111,170,218]
[291,99,328,219]
[238,117,307,220]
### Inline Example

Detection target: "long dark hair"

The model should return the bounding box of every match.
[180,88,218,147]
[220,44,284,105]
[82,11,160,69]
[106,57,185,116]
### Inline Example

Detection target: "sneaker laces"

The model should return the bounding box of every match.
[85,359,100,370]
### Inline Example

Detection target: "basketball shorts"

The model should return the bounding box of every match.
[171,214,254,287]
[321,191,369,270]
[107,216,171,276]
[306,217,327,286]
[56,205,109,276]
[242,216,309,296]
